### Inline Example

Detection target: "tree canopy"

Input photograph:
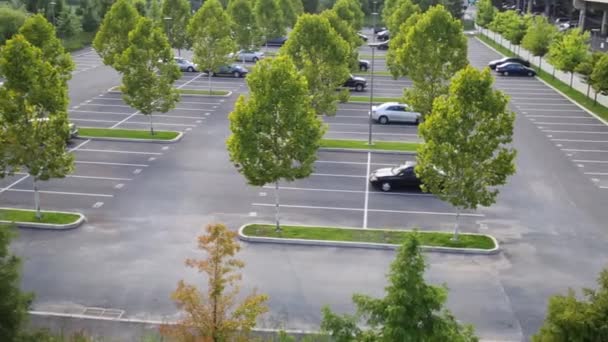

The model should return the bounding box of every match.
[332,0,364,30]
[228,0,262,50]
[0,6,27,44]
[255,0,286,41]
[161,0,192,55]
[521,15,557,64]
[93,0,140,69]
[475,0,495,28]
[547,29,590,87]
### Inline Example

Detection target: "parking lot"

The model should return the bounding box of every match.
[72,48,104,75]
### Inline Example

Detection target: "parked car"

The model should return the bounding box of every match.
[488,57,530,70]
[342,75,367,92]
[376,29,390,41]
[208,64,249,78]
[496,62,536,77]
[357,32,368,42]
[373,26,387,33]
[369,161,421,192]
[265,36,288,46]
[377,40,389,50]
[555,17,571,25]
[359,59,370,71]
[229,50,265,62]
[558,21,578,32]
[174,57,198,72]
[371,102,421,124]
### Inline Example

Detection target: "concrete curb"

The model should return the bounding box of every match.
[76,131,183,144]
[319,147,417,155]
[107,87,232,97]
[238,224,500,255]
[0,208,86,230]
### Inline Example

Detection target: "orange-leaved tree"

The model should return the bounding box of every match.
[161,223,269,342]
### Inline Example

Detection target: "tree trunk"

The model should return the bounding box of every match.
[587,83,591,97]
[552,67,555,79]
[149,114,155,135]
[208,72,213,94]
[538,57,542,73]
[594,91,598,105]
[274,181,281,232]
[570,72,574,88]
[452,207,461,241]
[178,48,181,57]
[33,177,41,220]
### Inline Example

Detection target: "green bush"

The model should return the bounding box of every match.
[338,88,350,103]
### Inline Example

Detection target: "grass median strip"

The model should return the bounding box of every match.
[78,128,180,140]
[476,33,608,123]
[243,224,496,250]
[0,208,80,225]
[349,96,401,103]
[178,89,230,95]
[321,138,419,152]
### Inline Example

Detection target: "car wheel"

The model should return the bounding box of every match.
[252,57,259,62]
[233,71,240,78]
[187,66,194,72]
[503,71,509,76]
[528,71,534,76]
[211,72,216,77]
[379,116,388,124]
[381,182,391,192]
[355,84,364,92]
[414,117,420,125]
[360,65,368,72]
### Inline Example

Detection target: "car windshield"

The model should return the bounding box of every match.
[391,165,408,174]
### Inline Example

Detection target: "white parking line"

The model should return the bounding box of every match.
[75,161,149,167]
[561,149,608,153]
[251,203,484,217]
[525,115,593,118]
[70,110,210,119]
[585,172,608,175]
[328,130,418,136]
[551,139,608,143]
[363,152,371,229]
[14,172,132,181]
[316,160,396,166]
[514,103,578,106]
[535,122,603,126]
[519,108,579,112]
[572,159,608,163]
[311,173,366,178]
[93,97,220,106]
[0,175,29,195]
[335,108,369,112]
[262,185,433,196]
[327,123,416,128]
[542,130,608,134]
[3,188,113,197]
[77,149,163,155]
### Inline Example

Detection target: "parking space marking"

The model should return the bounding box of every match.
[316,160,395,166]
[115,183,124,189]
[4,188,114,197]
[542,130,608,134]
[551,139,608,143]
[573,159,608,164]
[585,172,608,175]
[513,103,578,106]
[92,202,104,208]
[71,110,208,120]
[14,172,133,182]
[535,122,603,126]
[519,109,578,112]
[75,161,149,167]
[363,152,371,229]
[0,175,29,195]
[328,130,418,137]
[77,149,162,155]
[561,149,608,153]
[148,157,156,161]
[311,173,366,178]
[264,185,433,197]
[251,203,483,217]
[133,169,142,174]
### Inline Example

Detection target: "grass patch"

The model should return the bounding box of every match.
[178,89,230,95]
[477,34,608,123]
[321,138,419,152]
[78,127,179,140]
[61,31,96,52]
[244,224,496,250]
[349,96,401,103]
[0,208,80,225]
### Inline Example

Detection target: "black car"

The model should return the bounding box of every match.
[343,75,367,92]
[209,64,248,78]
[496,62,536,77]
[357,32,368,42]
[369,162,420,192]
[373,26,387,33]
[359,59,370,71]
[376,30,390,41]
[377,40,389,50]
[488,57,530,70]
[265,36,287,47]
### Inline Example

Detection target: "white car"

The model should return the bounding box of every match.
[230,50,265,62]
[371,102,421,124]
[174,57,198,72]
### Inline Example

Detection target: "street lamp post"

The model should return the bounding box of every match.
[164,17,175,55]
[49,1,56,27]
[372,1,378,43]
[368,43,377,146]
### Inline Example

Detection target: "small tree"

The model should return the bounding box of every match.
[502,10,527,52]
[0,6,27,44]
[321,234,478,341]
[283,13,351,116]
[279,0,297,27]
[321,9,360,71]
[521,15,557,72]
[591,53,608,105]
[227,56,324,231]
[93,0,140,69]
[532,266,608,341]
[396,5,468,116]
[441,0,463,19]
[80,0,101,32]
[56,7,83,39]
[332,0,364,30]
[575,51,602,98]
[416,66,516,240]
[228,0,263,52]
[488,10,509,45]
[254,0,286,49]
[547,28,590,88]
[116,17,181,135]
[161,223,269,341]
[161,0,192,56]
[302,0,319,13]
[146,0,162,23]
[0,225,33,342]
[188,0,236,93]
[475,0,495,28]
[385,0,420,35]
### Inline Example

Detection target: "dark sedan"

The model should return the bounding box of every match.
[496,62,536,77]
[209,64,248,78]
[359,59,370,71]
[357,32,368,42]
[265,36,287,47]
[377,40,389,50]
[369,162,421,192]
[488,57,530,70]
[376,30,390,41]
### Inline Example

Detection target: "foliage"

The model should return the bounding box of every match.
[385,0,419,35]
[279,0,297,27]
[93,0,140,69]
[521,15,557,59]
[56,8,83,39]
[302,0,320,13]
[162,0,192,54]
[321,234,478,341]
[146,0,162,23]
[0,6,27,45]
[337,88,350,102]
[441,0,463,19]
[80,0,101,32]
[576,51,603,96]
[161,223,269,341]
[282,13,350,116]
[591,53,608,96]
[488,9,509,35]
[116,17,181,135]
[416,66,515,239]
[321,9,360,71]
[0,225,33,342]
[547,28,589,87]
[386,10,419,78]
[532,267,608,341]
[255,0,286,42]
[395,5,468,116]
[475,0,494,28]
[228,0,262,50]
[332,0,364,30]
[502,10,527,46]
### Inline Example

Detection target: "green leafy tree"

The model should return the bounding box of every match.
[576,51,603,98]
[416,66,515,240]
[93,0,140,69]
[502,10,527,51]
[475,0,494,28]
[521,15,557,71]
[395,5,468,116]
[56,8,83,39]
[532,266,608,341]
[228,0,263,51]
[332,0,364,30]
[386,11,420,78]
[488,9,509,45]
[591,53,608,104]
[0,6,27,44]
[227,56,324,231]
[283,13,351,116]
[116,17,181,135]
[0,35,74,219]
[321,234,478,341]
[382,0,400,23]
[547,28,590,88]
[162,0,192,56]
[0,225,33,342]
[80,0,101,32]
[279,0,297,27]
[255,0,286,47]
[188,0,236,92]
[146,0,162,24]
[441,0,462,19]
[321,9,360,71]
[302,0,319,13]
[385,0,419,35]
[161,223,269,341]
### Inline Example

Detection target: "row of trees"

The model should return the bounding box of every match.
[476,0,608,100]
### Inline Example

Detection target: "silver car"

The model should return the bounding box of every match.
[174,57,198,72]
[371,102,421,124]
[230,50,265,62]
